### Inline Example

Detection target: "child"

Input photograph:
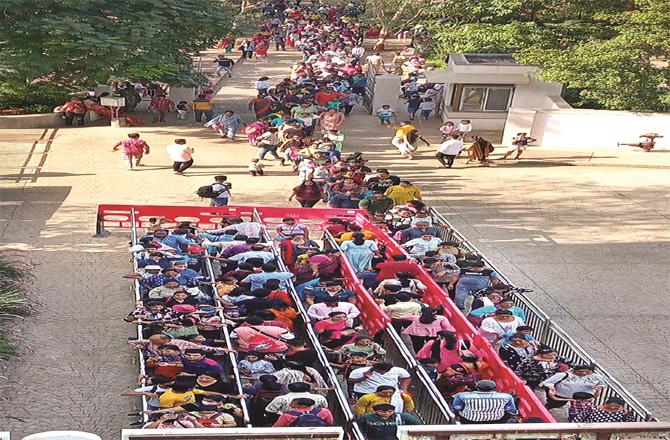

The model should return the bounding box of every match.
[455,119,472,138]
[568,392,595,422]
[325,129,344,151]
[439,121,456,140]
[248,158,265,176]
[176,101,188,120]
[238,352,276,381]
[376,105,396,126]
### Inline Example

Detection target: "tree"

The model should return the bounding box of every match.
[0,0,234,110]
[361,0,443,49]
[426,0,670,111]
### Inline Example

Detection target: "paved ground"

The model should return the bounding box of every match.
[0,46,668,440]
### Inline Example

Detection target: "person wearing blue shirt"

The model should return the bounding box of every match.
[161,229,197,253]
[468,297,527,322]
[452,380,519,424]
[306,281,356,305]
[241,263,294,290]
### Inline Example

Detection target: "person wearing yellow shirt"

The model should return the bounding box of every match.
[335,225,376,243]
[354,385,415,415]
[384,181,422,206]
[158,382,224,408]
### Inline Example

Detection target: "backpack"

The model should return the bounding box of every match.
[196,185,217,198]
[287,408,329,427]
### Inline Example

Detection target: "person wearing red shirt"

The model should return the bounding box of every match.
[314,90,345,106]
[375,255,420,281]
[149,94,175,123]
[273,398,334,427]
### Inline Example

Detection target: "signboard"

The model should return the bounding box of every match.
[100,96,125,107]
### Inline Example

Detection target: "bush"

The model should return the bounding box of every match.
[0,81,69,114]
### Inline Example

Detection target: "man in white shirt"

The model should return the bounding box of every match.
[265,382,328,414]
[307,299,361,325]
[436,134,464,168]
[166,138,194,175]
[348,363,411,397]
[365,52,383,73]
[402,234,442,257]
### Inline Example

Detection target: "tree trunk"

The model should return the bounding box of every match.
[374,25,390,51]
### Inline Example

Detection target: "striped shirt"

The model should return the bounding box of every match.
[452,391,518,422]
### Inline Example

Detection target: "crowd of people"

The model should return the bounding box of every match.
[117,0,636,435]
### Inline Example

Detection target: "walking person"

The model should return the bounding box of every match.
[214,55,235,77]
[436,133,465,168]
[205,110,245,140]
[149,94,175,123]
[406,95,421,121]
[240,40,255,59]
[256,128,281,160]
[112,133,150,170]
[166,138,194,175]
[501,132,537,160]
[210,175,231,206]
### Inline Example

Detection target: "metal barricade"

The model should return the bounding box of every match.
[427,207,655,421]
[252,209,358,436]
[322,230,454,425]
[129,209,149,424]
[203,258,252,426]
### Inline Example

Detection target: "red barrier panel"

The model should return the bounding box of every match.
[353,215,555,422]
[99,204,554,421]
[335,251,390,336]
[97,204,362,233]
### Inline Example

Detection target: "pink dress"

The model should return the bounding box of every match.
[402,315,455,337]
[416,340,462,372]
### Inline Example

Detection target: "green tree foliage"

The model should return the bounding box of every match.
[427,0,670,111]
[0,0,234,110]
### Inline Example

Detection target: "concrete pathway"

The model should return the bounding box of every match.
[0,45,667,440]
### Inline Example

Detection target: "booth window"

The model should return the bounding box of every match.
[453,85,514,112]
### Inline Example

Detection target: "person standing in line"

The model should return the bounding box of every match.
[436,133,465,168]
[149,94,175,123]
[191,94,215,123]
[452,380,519,424]
[356,403,422,440]
[166,138,194,175]
[418,98,435,120]
[112,133,150,170]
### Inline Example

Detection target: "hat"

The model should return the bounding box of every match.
[475,380,497,391]
[222,403,238,410]
[129,244,145,252]
[172,305,196,313]
[187,245,205,253]
[144,265,162,271]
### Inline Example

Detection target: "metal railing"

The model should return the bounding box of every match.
[129,209,150,424]
[428,207,655,421]
[203,258,252,427]
[322,230,455,425]
[251,209,362,439]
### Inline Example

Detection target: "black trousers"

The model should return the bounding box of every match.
[343,104,354,115]
[65,112,85,126]
[173,159,193,173]
[299,199,319,208]
[436,152,456,167]
[243,50,254,59]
